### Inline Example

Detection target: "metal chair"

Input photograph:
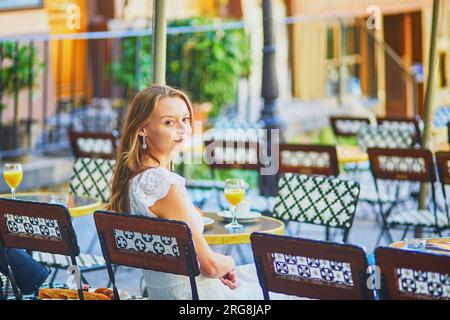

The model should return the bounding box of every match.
[376,115,422,148]
[272,173,360,242]
[250,232,373,300]
[94,210,200,300]
[330,116,371,141]
[368,148,448,246]
[434,151,450,231]
[375,246,450,300]
[69,130,119,160]
[0,198,95,300]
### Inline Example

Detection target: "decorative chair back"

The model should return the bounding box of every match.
[357,126,414,151]
[330,116,370,138]
[278,144,339,177]
[251,233,372,300]
[69,131,118,160]
[94,210,200,300]
[272,173,360,241]
[376,116,422,147]
[69,158,116,203]
[0,198,84,300]
[375,247,450,300]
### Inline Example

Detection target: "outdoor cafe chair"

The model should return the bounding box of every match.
[375,246,450,300]
[434,151,450,231]
[368,148,448,247]
[94,210,200,300]
[0,198,106,300]
[376,115,423,148]
[329,116,371,141]
[250,233,373,300]
[272,173,360,242]
[69,130,119,160]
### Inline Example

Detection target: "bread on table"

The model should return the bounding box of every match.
[38,288,112,300]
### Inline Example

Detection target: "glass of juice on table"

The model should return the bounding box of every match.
[224,179,246,230]
[3,163,23,199]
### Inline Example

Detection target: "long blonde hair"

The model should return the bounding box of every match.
[108,84,194,213]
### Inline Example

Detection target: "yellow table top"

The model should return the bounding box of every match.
[336,145,369,164]
[203,212,285,245]
[0,192,103,218]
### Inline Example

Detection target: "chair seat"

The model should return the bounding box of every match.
[387,210,449,228]
[32,252,106,270]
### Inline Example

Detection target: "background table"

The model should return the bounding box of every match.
[390,237,450,255]
[336,145,368,164]
[0,192,103,218]
[203,212,284,245]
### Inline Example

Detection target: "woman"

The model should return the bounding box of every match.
[108,85,295,300]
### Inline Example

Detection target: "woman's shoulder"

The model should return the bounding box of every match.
[132,167,185,188]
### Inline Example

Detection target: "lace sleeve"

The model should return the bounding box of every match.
[132,168,185,211]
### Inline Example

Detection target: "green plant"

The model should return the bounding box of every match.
[108,17,252,118]
[0,41,43,111]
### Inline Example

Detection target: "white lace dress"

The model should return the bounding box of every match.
[129,167,300,300]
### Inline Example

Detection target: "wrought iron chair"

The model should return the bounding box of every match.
[376,115,423,148]
[250,233,373,300]
[434,151,450,231]
[69,130,119,160]
[69,157,116,204]
[272,173,360,242]
[0,198,98,300]
[368,148,448,246]
[330,116,371,141]
[375,246,450,300]
[94,210,200,300]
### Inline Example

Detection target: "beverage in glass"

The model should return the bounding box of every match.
[3,163,23,199]
[224,179,246,230]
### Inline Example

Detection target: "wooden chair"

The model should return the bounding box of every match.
[376,116,422,147]
[94,210,200,300]
[375,246,450,300]
[250,233,372,300]
[368,148,447,246]
[278,144,339,177]
[330,116,370,140]
[0,198,89,300]
[272,173,360,242]
[69,130,119,160]
[434,151,450,229]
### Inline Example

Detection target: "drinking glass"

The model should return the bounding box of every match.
[224,179,246,230]
[3,163,23,199]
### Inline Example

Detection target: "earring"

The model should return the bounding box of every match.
[141,136,147,150]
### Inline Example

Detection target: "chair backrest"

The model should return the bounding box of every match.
[376,116,422,147]
[435,151,450,185]
[69,131,118,160]
[0,198,79,256]
[272,173,360,230]
[375,246,450,300]
[367,148,436,183]
[357,126,414,150]
[330,116,370,138]
[204,139,261,171]
[0,198,84,299]
[433,106,450,128]
[278,144,339,177]
[69,158,116,203]
[94,210,200,299]
[251,233,372,300]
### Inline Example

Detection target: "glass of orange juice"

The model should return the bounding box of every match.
[3,163,23,199]
[224,179,246,230]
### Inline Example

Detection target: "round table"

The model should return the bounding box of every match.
[202,212,284,245]
[336,145,368,164]
[0,193,103,218]
[390,237,450,255]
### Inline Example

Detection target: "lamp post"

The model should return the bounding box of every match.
[152,0,167,85]
[259,0,283,196]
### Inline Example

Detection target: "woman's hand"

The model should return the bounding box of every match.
[219,270,238,289]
